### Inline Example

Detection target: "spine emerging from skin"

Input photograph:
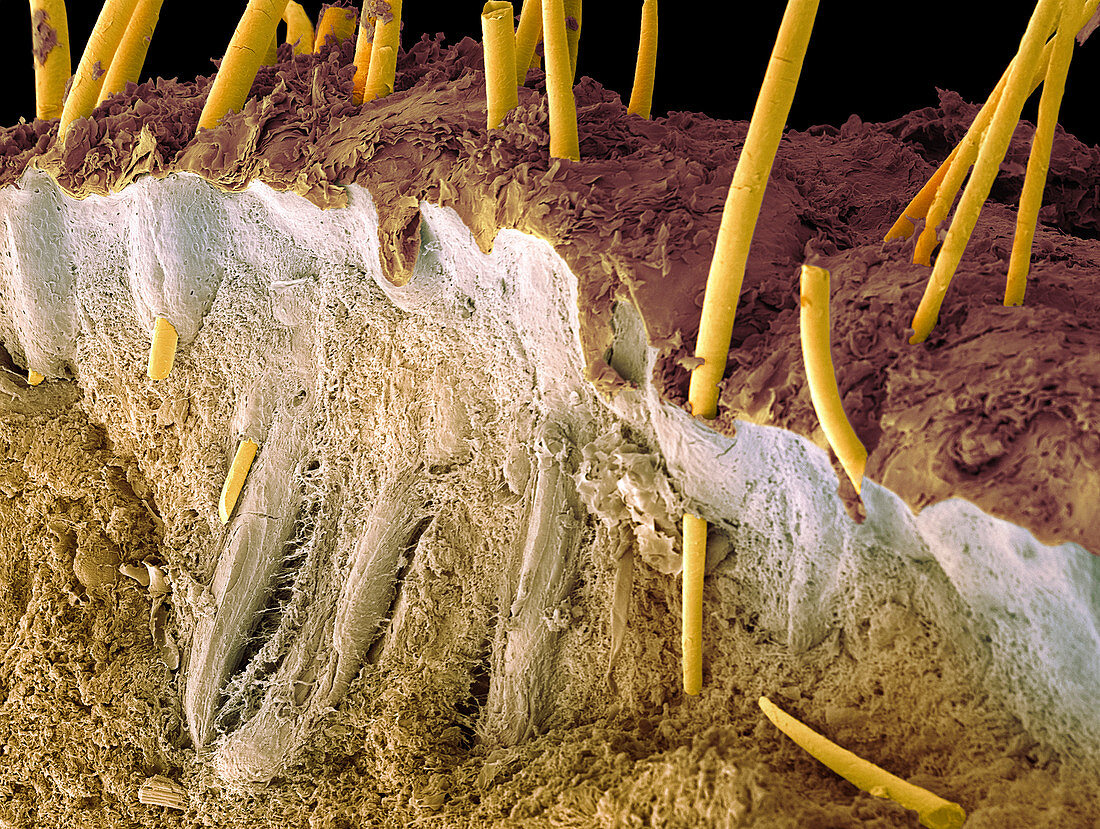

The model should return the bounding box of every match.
[759,697,966,829]
[627,0,657,119]
[361,0,403,102]
[197,0,290,131]
[514,0,543,85]
[29,0,71,120]
[684,0,819,698]
[910,45,1032,265]
[688,0,819,417]
[96,0,164,104]
[1005,0,1077,306]
[886,143,960,247]
[313,3,358,52]
[284,1,315,54]
[541,0,580,160]
[482,1,519,129]
[799,265,867,493]
[58,0,140,137]
[908,0,1061,343]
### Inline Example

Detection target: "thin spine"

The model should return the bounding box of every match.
[284,1,315,54]
[684,0,819,699]
[883,145,958,243]
[483,1,519,129]
[910,30,1064,265]
[361,0,403,103]
[514,0,542,84]
[97,0,165,104]
[909,0,1061,343]
[1005,0,1077,306]
[58,0,141,137]
[681,514,706,695]
[196,0,290,131]
[911,66,1013,265]
[688,0,819,417]
[799,265,867,493]
[29,0,71,120]
[887,0,1099,245]
[626,0,657,119]
[351,11,375,103]
[759,697,966,829]
[542,0,579,160]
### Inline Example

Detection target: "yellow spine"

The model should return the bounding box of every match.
[626,0,657,119]
[909,0,1061,343]
[514,0,543,84]
[911,65,1015,266]
[284,1,315,54]
[482,2,519,129]
[29,0,71,120]
[541,0,579,160]
[1005,0,1076,306]
[799,265,867,493]
[314,4,358,52]
[58,0,140,137]
[262,31,278,65]
[888,0,1098,247]
[563,0,581,80]
[688,0,819,416]
[197,0,290,131]
[883,147,957,244]
[361,0,403,103]
[682,0,819,700]
[97,0,165,104]
[759,697,966,829]
[219,439,259,524]
[147,316,178,380]
[351,14,376,103]
[681,514,706,695]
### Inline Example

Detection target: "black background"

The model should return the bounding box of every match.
[2,2,1100,145]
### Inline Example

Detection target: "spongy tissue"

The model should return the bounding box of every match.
[0,168,1097,776]
[576,424,683,574]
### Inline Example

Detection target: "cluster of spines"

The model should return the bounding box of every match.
[681,0,1093,713]
[887,0,1095,337]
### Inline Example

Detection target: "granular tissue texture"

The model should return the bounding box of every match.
[0,33,1097,829]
